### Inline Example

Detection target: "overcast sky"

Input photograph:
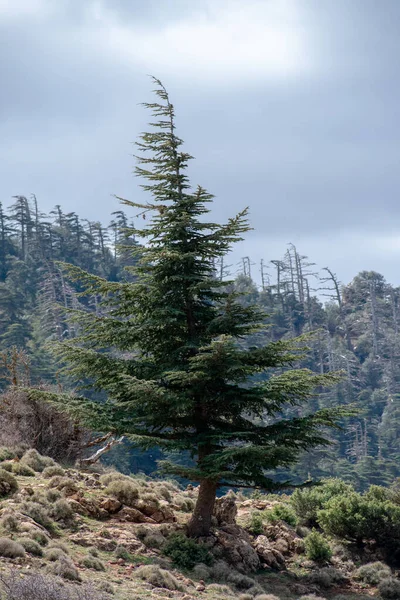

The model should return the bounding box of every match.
[1,0,400,287]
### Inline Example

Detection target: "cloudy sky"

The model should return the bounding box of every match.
[1,0,400,287]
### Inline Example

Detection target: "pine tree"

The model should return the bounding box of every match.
[29,79,351,536]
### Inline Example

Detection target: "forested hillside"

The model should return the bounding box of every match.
[0,196,399,489]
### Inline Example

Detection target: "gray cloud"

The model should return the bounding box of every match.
[1,0,400,286]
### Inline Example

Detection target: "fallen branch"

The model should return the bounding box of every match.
[79,435,125,466]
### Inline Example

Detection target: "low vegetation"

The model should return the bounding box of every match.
[0,452,395,600]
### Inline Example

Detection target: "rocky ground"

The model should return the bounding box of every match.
[0,448,392,599]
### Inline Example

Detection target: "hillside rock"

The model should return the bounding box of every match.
[214,495,237,525]
[117,507,156,523]
[215,524,260,573]
[254,535,286,570]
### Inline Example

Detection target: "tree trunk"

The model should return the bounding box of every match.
[187,478,218,538]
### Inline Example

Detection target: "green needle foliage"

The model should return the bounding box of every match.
[29,79,351,536]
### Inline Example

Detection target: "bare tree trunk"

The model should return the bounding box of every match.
[369,281,379,357]
[187,479,218,537]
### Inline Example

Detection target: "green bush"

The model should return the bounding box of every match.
[18,537,44,556]
[114,544,130,561]
[29,529,49,546]
[355,561,391,585]
[0,468,18,497]
[163,533,213,570]
[364,485,392,503]
[0,537,25,558]
[247,512,264,535]
[0,447,15,461]
[21,501,54,530]
[46,547,67,562]
[8,462,35,477]
[304,530,332,562]
[21,449,55,472]
[265,504,297,526]
[136,565,184,591]
[47,476,78,496]
[378,577,400,599]
[317,492,400,560]
[82,555,105,571]
[0,512,19,532]
[47,556,81,581]
[49,498,74,522]
[46,489,61,503]
[99,471,128,486]
[42,465,65,478]
[308,566,345,588]
[291,479,354,526]
[105,479,139,507]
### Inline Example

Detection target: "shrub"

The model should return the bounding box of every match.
[247,511,264,535]
[355,561,391,585]
[378,577,400,599]
[88,546,99,557]
[48,542,69,554]
[163,532,213,569]
[0,570,110,600]
[254,595,281,600]
[114,544,130,561]
[291,479,354,526]
[98,580,114,595]
[364,485,392,503]
[0,537,25,558]
[0,447,14,461]
[210,559,233,581]
[105,479,139,507]
[173,494,195,512]
[317,492,400,560]
[208,583,235,596]
[100,471,128,486]
[21,502,53,530]
[304,530,332,562]
[82,555,105,571]
[50,498,74,522]
[47,556,81,581]
[46,547,67,562]
[192,562,211,580]
[0,461,13,472]
[9,462,35,476]
[226,572,257,590]
[143,531,166,549]
[29,529,49,546]
[47,476,78,496]
[264,504,297,526]
[309,567,345,588]
[18,537,44,556]
[136,565,184,591]
[42,465,65,478]
[46,489,61,503]
[0,468,18,497]
[21,449,55,472]
[156,485,172,502]
[0,512,19,532]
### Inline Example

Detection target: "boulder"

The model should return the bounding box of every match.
[99,497,122,514]
[254,535,285,570]
[150,507,176,523]
[215,524,260,573]
[117,507,156,524]
[214,494,237,525]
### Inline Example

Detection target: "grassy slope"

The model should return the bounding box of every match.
[0,451,386,600]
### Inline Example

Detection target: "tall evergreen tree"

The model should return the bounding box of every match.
[29,80,350,536]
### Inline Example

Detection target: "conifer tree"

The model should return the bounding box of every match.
[29,79,350,536]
